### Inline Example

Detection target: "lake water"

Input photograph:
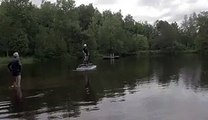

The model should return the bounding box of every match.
[1,54,208,120]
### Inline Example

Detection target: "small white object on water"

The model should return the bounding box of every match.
[76,64,97,71]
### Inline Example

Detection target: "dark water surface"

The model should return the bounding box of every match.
[1,55,208,120]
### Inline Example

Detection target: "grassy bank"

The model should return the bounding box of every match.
[0,57,34,66]
[92,50,199,58]
[0,50,199,66]
[136,50,198,55]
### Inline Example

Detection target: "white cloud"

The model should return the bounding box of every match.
[31,0,208,24]
[95,0,117,5]
[75,0,95,6]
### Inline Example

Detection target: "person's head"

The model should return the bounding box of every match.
[13,52,19,58]
[84,44,87,47]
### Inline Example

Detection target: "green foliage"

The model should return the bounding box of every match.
[97,11,125,54]
[1,0,208,59]
[76,4,95,30]
[8,30,29,54]
[134,35,149,50]
[0,0,35,56]
[195,12,208,52]
[35,27,67,59]
[152,20,183,52]
[180,13,198,49]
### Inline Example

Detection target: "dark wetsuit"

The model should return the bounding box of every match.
[83,47,89,56]
[83,47,89,64]
[8,58,22,77]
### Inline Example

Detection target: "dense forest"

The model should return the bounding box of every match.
[0,0,208,60]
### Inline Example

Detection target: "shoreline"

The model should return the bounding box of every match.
[0,50,200,65]
[0,57,34,66]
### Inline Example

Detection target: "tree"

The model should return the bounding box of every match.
[123,14,135,34]
[35,27,67,60]
[97,11,125,54]
[152,20,182,51]
[76,4,95,30]
[180,13,198,49]
[0,0,32,56]
[195,12,208,52]
[85,10,102,56]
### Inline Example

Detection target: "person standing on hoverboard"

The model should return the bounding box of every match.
[83,44,90,65]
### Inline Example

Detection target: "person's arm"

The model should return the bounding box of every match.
[7,62,12,72]
[83,48,87,56]
[82,50,86,55]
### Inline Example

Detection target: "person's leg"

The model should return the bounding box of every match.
[84,55,88,65]
[12,76,18,88]
[83,56,86,64]
[86,56,89,64]
[16,75,21,87]
[11,78,16,88]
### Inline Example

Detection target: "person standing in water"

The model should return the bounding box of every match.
[8,52,22,88]
[83,44,90,65]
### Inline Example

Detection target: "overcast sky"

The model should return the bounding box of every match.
[32,0,208,24]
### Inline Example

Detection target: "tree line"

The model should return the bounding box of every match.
[0,0,208,60]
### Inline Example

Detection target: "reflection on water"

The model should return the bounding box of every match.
[1,55,208,120]
[11,87,23,113]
